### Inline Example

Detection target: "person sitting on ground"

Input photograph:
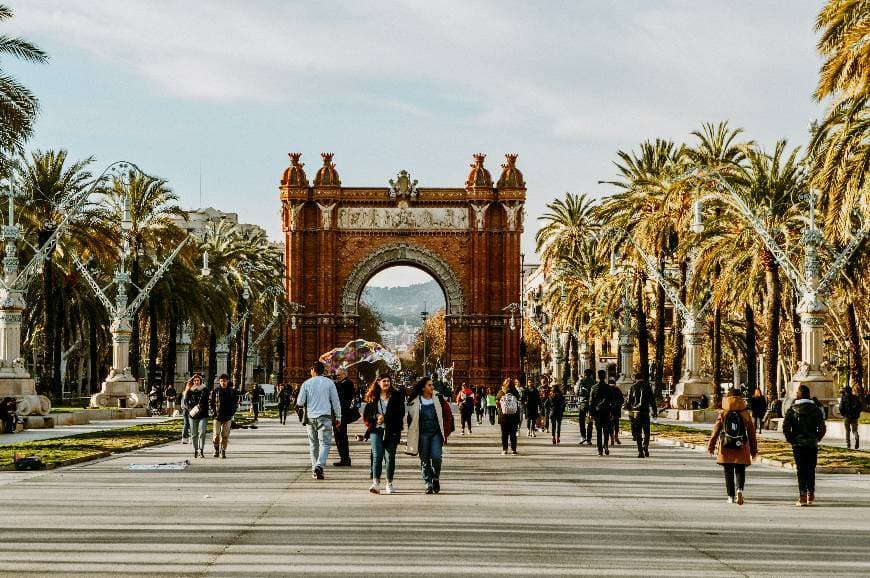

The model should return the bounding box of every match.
[839,385,863,450]
[707,388,758,506]
[784,384,827,507]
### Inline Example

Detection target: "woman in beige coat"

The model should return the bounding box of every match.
[406,377,447,494]
[708,388,758,505]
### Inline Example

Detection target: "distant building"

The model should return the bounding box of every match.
[172,207,269,239]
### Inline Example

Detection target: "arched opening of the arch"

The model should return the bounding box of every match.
[357,265,449,389]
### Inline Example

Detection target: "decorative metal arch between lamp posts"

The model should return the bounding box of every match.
[340,243,465,317]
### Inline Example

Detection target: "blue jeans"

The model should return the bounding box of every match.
[306,416,334,470]
[419,431,443,484]
[181,410,190,440]
[369,430,398,482]
[189,417,207,451]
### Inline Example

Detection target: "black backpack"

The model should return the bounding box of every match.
[720,411,747,449]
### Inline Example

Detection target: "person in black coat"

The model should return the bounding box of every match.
[210,375,239,458]
[625,374,657,458]
[523,385,541,437]
[333,367,357,466]
[362,374,405,494]
[589,370,612,456]
[608,379,625,445]
[276,383,292,425]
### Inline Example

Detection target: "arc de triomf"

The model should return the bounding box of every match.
[279,152,525,388]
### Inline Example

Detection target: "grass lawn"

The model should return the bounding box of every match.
[624,420,870,471]
[4,411,265,470]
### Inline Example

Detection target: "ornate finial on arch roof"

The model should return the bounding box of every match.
[314,152,341,187]
[466,153,492,189]
[497,153,525,189]
[281,152,309,187]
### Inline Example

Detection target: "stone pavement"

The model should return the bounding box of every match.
[1,416,869,576]
[0,416,174,446]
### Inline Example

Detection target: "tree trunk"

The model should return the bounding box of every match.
[165,306,178,389]
[713,305,722,408]
[745,303,757,392]
[847,302,863,390]
[562,331,571,389]
[671,260,687,384]
[147,297,159,387]
[587,339,596,374]
[764,254,781,399]
[241,316,251,388]
[52,282,64,397]
[277,325,285,384]
[636,275,649,384]
[40,228,55,397]
[88,316,99,393]
[654,259,666,396]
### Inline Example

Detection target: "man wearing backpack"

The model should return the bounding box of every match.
[707,388,757,505]
[839,385,863,449]
[625,373,657,458]
[456,383,476,435]
[589,370,612,456]
[783,384,827,506]
[496,378,521,455]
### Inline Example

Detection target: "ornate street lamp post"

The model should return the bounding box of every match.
[420,306,428,377]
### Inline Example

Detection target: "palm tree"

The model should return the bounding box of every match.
[814,0,869,101]
[0,4,48,169]
[535,192,599,270]
[16,150,99,397]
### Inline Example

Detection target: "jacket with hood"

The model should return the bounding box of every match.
[839,389,863,420]
[783,399,827,447]
[625,381,657,416]
[708,394,758,466]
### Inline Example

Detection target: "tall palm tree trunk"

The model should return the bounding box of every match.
[40,229,56,396]
[713,305,722,408]
[763,253,782,398]
[165,306,178,390]
[147,298,159,387]
[671,260,687,384]
[745,303,757,392]
[848,302,863,390]
[88,316,99,393]
[208,328,217,386]
[636,275,649,384]
[241,316,251,388]
[654,263,666,395]
[52,283,65,397]
[130,249,142,379]
[276,325,285,384]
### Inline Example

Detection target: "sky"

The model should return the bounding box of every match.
[5,1,826,287]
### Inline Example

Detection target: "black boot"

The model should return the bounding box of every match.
[213,444,220,458]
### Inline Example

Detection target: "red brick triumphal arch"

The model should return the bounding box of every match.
[279,152,526,388]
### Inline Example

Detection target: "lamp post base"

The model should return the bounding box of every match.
[90,371,146,408]
[670,375,715,410]
[785,370,837,416]
[0,372,50,416]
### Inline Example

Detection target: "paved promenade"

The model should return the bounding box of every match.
[1,416,869,576]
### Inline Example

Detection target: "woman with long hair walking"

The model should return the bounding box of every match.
[363,374,405,494]
[547,386,566,445]
[707,388,758,505]
[496,378,521,455]
[407,376,448,494]
[183,374,209,458]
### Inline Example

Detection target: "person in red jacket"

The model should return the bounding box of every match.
[456,383,476,435]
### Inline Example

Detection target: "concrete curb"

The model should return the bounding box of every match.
[2,435,180,471]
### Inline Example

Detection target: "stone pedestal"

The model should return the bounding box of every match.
[90,317,146,408]
[787,298,836,414]
[245,354,255,387]
[214,340,229,385]
[616,341,634,395]
[174,340,190,388]
[670,321,714,409]
[0,304,50,416]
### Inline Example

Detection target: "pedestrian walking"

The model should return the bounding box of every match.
[707,388,758,505]
[485,387,497,425]
[180,378,193,444]
[475,386,486,425]
[608,379,624,445]
[750,388,768,434]
[496,378,521,455]
[276,383,291,425]
[523,384,540,437]
[363,374,405,494]
[209,374,239,459]
[625,373,657,458]
[298,361,342,480]
[456,383,475,435]
[577,368,595,446]
[546,386,566,444]
[249,383,265,422]
[839,385,863,449]
[589,370,612,456]
[407,376,448,494]
[540,379,551,433]
[165,383,177,414]
[333,367,359,467]
[783,384,827,506]
[184,374,209,458]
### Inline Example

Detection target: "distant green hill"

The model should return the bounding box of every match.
[361,280,446,327]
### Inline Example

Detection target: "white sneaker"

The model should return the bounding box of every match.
[502,450,508,455]
[726,497,735,504]
[385,482,395,494]
[181,438,189,444]
[369,481,380,494]
[736,490,744,506]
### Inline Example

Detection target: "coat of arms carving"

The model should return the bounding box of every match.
[388,170,419,200]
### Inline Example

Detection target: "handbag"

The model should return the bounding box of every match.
[188,404,201,419]
[344,404,361,424]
